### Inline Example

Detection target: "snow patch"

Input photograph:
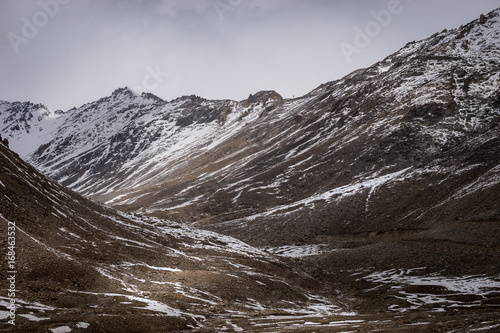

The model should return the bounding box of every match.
[50,326,72,333]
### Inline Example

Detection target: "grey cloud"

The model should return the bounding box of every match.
[0,0,499,110]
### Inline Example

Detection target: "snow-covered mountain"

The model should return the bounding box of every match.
[2,8,500,332]
[0,101,66,157]
[3,9,497,248]
[25,88,287,202]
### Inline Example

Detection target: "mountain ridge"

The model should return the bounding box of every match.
[0,8,499,247]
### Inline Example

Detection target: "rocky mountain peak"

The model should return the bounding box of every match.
[242,90,283,108]
[140,91,165,104]
[111,86,140,98]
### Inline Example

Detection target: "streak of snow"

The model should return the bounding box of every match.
[50,326,72,333]
[70,290,185,317]
[19,314,51,321]
[265,244,330,258]
[242,168,412,221]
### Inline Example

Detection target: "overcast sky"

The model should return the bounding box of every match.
[1,0,499,111]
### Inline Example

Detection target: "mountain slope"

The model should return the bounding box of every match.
[7,9,498,247]
[2,141,499,332]
[0,139,351,332]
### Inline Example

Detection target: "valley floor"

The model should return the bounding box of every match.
[3,230,499,332]
[201,226,500,332]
